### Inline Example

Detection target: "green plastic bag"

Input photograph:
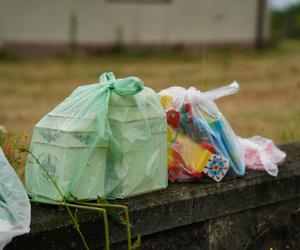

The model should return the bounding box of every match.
[25,72,168,201]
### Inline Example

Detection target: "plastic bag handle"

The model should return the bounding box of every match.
[203,81,239,101]
[99,72,144,96]
[99,72,116,82]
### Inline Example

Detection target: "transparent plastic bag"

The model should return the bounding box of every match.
[238,136,286,176]
[25,72,167,201]
[159,82,245,183]
[0,148,31,249]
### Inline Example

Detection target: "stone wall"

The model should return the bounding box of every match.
[6,142,300,250]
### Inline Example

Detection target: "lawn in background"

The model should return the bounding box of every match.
[0,40,299,144]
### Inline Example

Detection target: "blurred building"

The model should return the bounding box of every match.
[0,0,269,56]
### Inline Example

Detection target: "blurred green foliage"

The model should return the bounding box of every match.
[272,4,300,41]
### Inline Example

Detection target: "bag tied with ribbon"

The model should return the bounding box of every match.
[25,72,168,201]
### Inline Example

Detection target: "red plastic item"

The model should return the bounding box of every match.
[200,141,216,153]
[187,166,203,179]
[185,103,191,115]
[166,109,180,128]
[170,147,204,181]
[184,103,192,123]
[168,165,182,182]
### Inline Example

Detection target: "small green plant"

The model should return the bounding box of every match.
[281,127,297,143]
[0,130,29,180]
[23,149,140,250]
[243,228,269,250]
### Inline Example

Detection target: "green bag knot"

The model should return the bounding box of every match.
[99,72,144,96]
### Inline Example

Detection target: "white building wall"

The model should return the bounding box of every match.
[0,0,265,47]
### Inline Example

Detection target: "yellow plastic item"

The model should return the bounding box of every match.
[162,95,176,167]
[162,94,211,174]
[169,127,211,173]
[167,126,175,167]
[160,94,173,110]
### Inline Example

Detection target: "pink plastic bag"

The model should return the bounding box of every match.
[238,136,286,176]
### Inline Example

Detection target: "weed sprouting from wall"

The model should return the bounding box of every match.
[21,148,140,250]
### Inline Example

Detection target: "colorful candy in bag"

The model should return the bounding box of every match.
[159,82,245,183]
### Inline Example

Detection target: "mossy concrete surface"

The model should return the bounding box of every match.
[5,142,300,249]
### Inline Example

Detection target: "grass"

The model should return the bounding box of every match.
[0,131,28,180]
[0,40,300,144]
[0,40,297,249]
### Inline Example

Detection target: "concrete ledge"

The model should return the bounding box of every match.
[6,142,300,250]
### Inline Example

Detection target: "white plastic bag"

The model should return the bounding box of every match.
[238,136,286,176]
[0,148,31,249]
[159,82,245,182]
